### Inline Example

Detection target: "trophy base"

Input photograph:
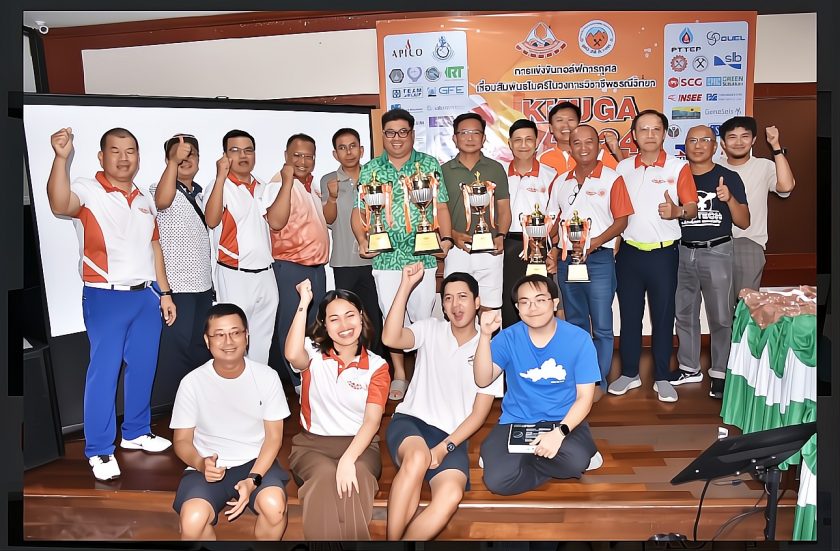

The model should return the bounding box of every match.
[567,264,590,283]
[470,232,495,253]
[414,230,443,255]
[526,263,548,277]
[368,232,393,253]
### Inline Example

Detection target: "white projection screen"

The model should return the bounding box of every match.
[23,94,373,338]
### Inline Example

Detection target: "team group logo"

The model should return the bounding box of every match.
[670,55,688,72]
[516,22,567,59]
[578,19,616,57]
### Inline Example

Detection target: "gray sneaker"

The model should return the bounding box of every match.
[671,370,703,386]
[586,451,604,471]
[654,380,678,402]
[607,375,642,395]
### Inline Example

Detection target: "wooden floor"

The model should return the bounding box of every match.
[24,349,799,542]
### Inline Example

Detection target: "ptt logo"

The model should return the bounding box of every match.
[714,52,743,70]
[707,32,746,46]
[437,85,465,95]
[445,66,464,79]
[679,27,694,44]
[671,46,701,53]
[706,93,718,101]
[668,77,703,88]
[391,39,423,59]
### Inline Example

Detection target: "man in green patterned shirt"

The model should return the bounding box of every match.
[351,108,453,400]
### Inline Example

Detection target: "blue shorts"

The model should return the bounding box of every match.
[385,413,470,490]
[172,459,289,525]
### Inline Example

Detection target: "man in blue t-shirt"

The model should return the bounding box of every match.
[672,125,750,399]
[473,274,602,495]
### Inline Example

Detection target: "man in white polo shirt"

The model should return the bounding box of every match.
[203,130,279,365]
[502,119,559,328]
[47,127,177,481]
[548,124,634,397]
[382,264,502,540]
[609,110,699,403]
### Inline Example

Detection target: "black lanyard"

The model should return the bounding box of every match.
[176,181,206,228]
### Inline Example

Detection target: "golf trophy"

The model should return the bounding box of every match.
[520,204,556,277]
[401,162,443,255]
[459,171,496,253]
[560,210,592,283]
[358,170,394,253]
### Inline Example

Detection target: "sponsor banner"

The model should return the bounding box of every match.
[377,12,755,164]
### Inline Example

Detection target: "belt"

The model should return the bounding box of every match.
[680,236,732,249]
[217,261,273,274]
[504,232,524,242]
[84,281,151,291]
[624,240,676,251]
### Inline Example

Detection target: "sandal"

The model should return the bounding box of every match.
[389,379,407,401]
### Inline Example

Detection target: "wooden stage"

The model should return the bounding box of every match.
[23,350,799,542]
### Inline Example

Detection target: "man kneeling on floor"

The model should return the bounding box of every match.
[473,275,602,495]
[170,303,290,540]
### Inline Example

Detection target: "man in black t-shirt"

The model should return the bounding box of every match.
[672,125,750,399]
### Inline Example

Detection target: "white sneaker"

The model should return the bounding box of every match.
[89,454,121,481]
[120,433,172,453]
[586,451,604,471]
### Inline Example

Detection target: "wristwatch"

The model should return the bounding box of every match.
[772,147,787,156]
[247,472,263,487]
[441,236,455,245]
[556,423,571,436]
[445,440,456,453]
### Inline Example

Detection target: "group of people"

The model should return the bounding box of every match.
[45,100,794,540]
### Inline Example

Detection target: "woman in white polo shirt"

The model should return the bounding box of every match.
[284,280,390,540]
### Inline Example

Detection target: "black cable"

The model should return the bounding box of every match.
[693,478,712,542]
[710,486,789,541]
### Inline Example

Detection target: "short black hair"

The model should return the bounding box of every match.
[719,116,757,139]
[223,129,255,152]
[286,133,316,150]
[382,108,415,130]
[440,272,480,323]
[453,112,486,133]
[511,274,559,305]
[332,128,361,149]
[631,109,669,133]
[548,101,582,123]
[508,119,538,139]
[100,128,138,151]
[164,134,199,157]
[204,303,248,334]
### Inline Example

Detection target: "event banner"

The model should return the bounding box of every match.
[377,12,756,165]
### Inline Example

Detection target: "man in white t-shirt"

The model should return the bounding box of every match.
[719,116,795,301]
[170,303,291,541]
[382,263,502,540]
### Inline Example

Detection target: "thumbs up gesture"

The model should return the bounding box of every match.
[658,190,681,220]
[715,176,731,202]
[172,135,193,164]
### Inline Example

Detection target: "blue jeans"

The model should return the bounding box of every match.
[556,248,616,388]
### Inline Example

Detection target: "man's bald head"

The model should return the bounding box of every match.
[686,125,716,141]
[570,124,599,142]
[684,125,717,165]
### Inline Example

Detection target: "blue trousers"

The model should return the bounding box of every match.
[82,286,162,457]
[614,243,679,382]
[556,248,616,388]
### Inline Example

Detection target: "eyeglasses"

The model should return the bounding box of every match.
[687,137,714,145]
[227,147,255,155]
[516,297,553,309]
[292,152,315,161]
[383,128,411,139]
[568,184,582,205]
[455,129,483,137]
[336,143,360,152]
[208,329,247,341]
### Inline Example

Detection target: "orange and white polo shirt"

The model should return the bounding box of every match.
[295,338,390,436]
[548,161,634,250]
[615,150,698,244]
[203,173,274,271]
[264,175,329,266]
[539,144,619,175]
[505,158,559,233]
[71,171,158,285]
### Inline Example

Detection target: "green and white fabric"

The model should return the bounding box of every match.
[793,434,817,541]
[721,299,817,540]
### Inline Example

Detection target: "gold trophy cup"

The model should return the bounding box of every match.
[520,204,555,277]
[401,162,443,255]
[459,171,496,253]
[561,210,591,283]
[359,171,394,253]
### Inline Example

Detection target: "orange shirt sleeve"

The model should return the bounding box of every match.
[152,219,160,241]
[676,164,699,205]
[609,176,635,218]
[366,361,391,408]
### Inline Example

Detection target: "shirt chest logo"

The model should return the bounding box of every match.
[585,189,608,197]
[520,358,567,383]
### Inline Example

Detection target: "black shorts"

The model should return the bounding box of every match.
[385,413,470,490]
[172,459,289,525]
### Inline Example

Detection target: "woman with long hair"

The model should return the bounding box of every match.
[284,279,390,540]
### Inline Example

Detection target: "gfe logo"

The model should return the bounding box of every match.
[437,85,465,95]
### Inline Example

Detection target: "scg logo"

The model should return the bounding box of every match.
[668,77,703,88]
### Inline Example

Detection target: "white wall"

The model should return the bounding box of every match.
[754,13,816,83]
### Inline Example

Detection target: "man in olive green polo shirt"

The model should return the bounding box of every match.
[441,112,511,310]
[351,108,453,400]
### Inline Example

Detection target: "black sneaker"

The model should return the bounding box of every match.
[709,378,724,399]
[671,370,703,386]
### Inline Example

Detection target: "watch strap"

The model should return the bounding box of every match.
[247,472,262,487]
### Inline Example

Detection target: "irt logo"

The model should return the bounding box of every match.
[445,66,464,78]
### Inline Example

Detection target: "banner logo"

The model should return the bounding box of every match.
[672,106,701,120]
[679,27,694,44]
[714,52,743,70]
[388,69,404,83]
[692,56,708,71]
[433,36,454,61]
[392,39,423,59]
[578,20,616,57]
[445,66,464,79]
[407,66,423,82]
[425,67,441,81]
[670,55,688,72]
[707,31,746,46]
[516,22,567,59]
[667,125,681,138]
